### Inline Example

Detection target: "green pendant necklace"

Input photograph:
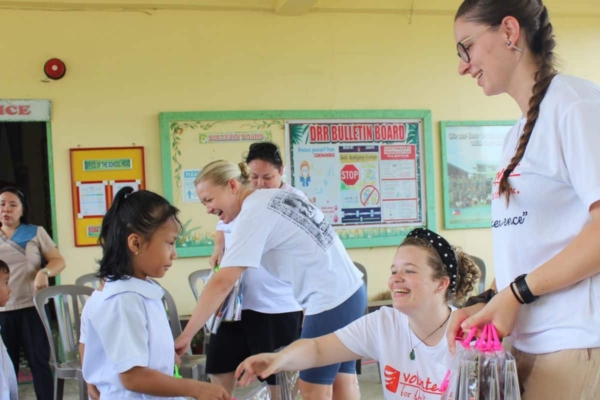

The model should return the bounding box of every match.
[408,309,451,361]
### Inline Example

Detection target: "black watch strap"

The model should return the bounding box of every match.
[513,274,538,304]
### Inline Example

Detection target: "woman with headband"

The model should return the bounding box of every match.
[236,228,480,400]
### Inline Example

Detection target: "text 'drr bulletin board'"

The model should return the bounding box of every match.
[69,147,146,246]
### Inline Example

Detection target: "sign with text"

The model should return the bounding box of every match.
[0,100,51,121]
[288,119,426,229]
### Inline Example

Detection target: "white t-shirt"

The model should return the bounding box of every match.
[219,189,363,315]
[492,74,600,354]
[336,307,454,400]
[216,184,303,314]
[82,278,184,400]
[0,331,17,400]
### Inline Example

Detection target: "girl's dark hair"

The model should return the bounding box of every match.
[0,259,9,274]
[0,187,29,225]
[245,142,283,170]
[97,187,181,281]
[399,237,481,304]
[456,0,557,205]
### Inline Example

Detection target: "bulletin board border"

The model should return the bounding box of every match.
[440,120,516,230]
[160,110,435,257]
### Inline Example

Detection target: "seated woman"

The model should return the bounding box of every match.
[235,228,480,400]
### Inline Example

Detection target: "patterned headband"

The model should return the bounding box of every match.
[406,228,459,293]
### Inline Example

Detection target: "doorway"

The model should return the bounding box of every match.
[0,121,53,237]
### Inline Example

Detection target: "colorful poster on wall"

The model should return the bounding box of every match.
[440,121,514,229]
[287,120,426,233]
[182,169,202,203]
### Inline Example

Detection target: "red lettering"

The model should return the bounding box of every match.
[393,125,399,138]
[310,126,317,142]
[6,106,18,115]
[365,125,373,140]
[18,105,30,115]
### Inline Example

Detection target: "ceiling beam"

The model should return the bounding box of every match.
[275,0,318,16]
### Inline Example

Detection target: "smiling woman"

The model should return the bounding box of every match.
[234,228,480,400]
[449,1,600,399]
[179,159,367,400]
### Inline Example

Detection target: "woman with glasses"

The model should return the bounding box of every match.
[203,142,305,398]
[448,1,600,398]
[177,157,366,400]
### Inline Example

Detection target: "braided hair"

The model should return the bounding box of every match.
[456,0,557,205]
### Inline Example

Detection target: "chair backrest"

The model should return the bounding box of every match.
[470,255,487,294]
[353,261,367,288]
[353,262,368,314]
[148,279,193,356]
[34,285,94,368]
[75,273,103,290]
[188,269,212,302]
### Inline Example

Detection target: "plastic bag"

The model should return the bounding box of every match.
[205,267,244,340]
[274,370,301,400]
[441,324,521,400]
[240,382,271,400]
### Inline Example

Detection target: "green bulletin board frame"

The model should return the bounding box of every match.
[160,110,436,258]
[440,120,516,230]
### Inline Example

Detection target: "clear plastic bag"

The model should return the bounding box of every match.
[440,324,521,400]
[274,370,301,400]
[240,382,271,400]
[205,268,244,340]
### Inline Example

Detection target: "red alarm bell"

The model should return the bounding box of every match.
[44,58,67,80]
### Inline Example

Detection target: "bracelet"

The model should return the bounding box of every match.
[464,288,496,307]
[509,282,525,304]
[513,274,539,304]
[42,267,51,277]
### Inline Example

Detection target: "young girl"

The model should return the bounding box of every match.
[206,142,303,398]
[177,160,366,400]
[81,187,229,400]
[235,228,480,400]
[449,1,600,398]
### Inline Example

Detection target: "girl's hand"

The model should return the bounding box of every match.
[208,251,222,269]
[87,383,100,400]
[460,286,522,339]
[175,334,191,357]
[446,302,485,354]
[34,270,49,292]
[235,353,283,386]
[192,381,229,400]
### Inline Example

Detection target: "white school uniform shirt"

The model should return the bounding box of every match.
[0,329,18,400]
[216,183,303,314]
[492,74,600,354]
[219,188,363,316]
[82,278,184,400]
[335,307,455,400]
[79,289,103,346]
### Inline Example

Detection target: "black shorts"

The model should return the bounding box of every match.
[205,309,303,385]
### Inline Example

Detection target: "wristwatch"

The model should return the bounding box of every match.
[42,267,51,277]
[513,274,538,304]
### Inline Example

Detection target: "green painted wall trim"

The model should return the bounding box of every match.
[45,121,61,285]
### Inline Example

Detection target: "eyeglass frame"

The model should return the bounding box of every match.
[456,25,491,63]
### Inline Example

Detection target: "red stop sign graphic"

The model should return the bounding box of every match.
[341,164,359,186]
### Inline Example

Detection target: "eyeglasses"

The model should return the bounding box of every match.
[456,25,491,63]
